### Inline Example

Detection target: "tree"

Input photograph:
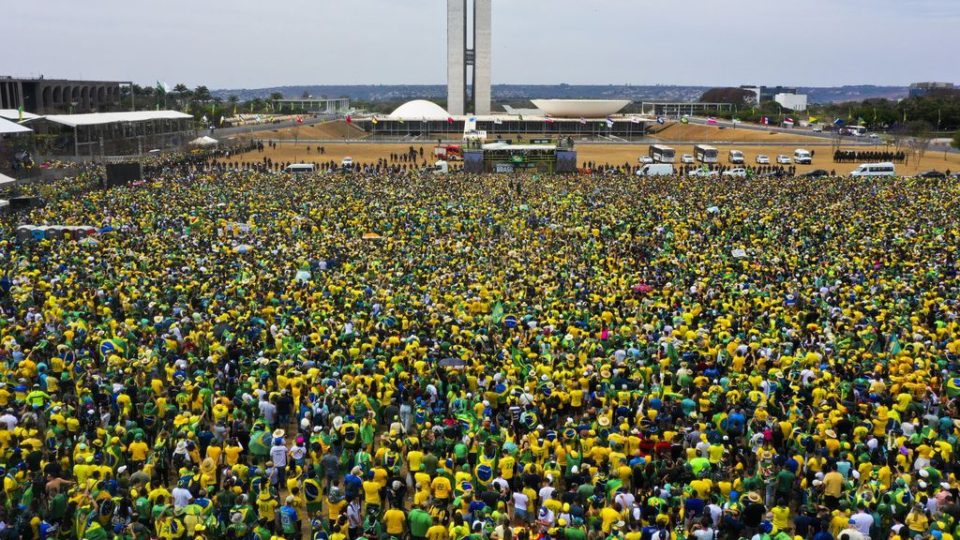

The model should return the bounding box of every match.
[905,120,933,164]
[193,85,212,102]
[270,92,284,101]
[699,87,754,106]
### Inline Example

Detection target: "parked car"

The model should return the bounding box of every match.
[688,168,719,178]
[728,150,745,164]
[639,156,654,164]
[680,154,695,164]
[341,157,354,168]
[917,170,946,179]
[722,168,748,178]
[801,169,831,178]
[776,155,792,164]
[755,154,770,164]
[868,133,880,139]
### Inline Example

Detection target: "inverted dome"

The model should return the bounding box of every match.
[390,100,450,119]
[531,99,631,118]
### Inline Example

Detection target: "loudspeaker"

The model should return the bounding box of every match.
[105,162,142,187]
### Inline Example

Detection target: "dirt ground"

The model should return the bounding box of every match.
[216,141,959,175]
[234,121,367,141]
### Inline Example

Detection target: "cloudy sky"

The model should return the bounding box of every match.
[4,0,957,89]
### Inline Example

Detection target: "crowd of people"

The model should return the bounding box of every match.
[832,151,906,164]
[1,166,960,540]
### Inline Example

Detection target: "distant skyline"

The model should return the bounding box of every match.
[4,0,958,89]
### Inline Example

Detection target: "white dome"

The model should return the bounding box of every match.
[389,100,450,119]
[531,99,631,118]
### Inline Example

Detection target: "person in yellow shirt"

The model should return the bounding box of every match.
[383,507,407,536]
[599,504,622,533]
[431,474,452,503]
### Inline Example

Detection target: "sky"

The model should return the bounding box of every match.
[4,0,958,90]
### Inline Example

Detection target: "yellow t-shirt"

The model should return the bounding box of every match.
[363,480,382,505]
[129,441,149,461]
[384,509,406,535]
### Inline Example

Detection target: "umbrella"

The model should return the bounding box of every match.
[438,357,467,369]
[234,244,253,253]
[78,237,100,246]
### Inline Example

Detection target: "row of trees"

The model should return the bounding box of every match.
[699,87,960,133]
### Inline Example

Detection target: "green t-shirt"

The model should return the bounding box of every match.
[409,509,434,537]
[564,527,588,540]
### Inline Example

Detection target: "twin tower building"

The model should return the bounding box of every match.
[446,0,492,116]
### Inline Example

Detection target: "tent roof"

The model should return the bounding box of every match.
[189,135,219,146]
[43,110,192,128]
[0,173,17,186]
[0,117,32,134]
[0,109,41,121]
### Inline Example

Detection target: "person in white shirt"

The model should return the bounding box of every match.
[849,508,874,538]
[171,482,193,507]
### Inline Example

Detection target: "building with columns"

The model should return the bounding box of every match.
[0,76,129,114]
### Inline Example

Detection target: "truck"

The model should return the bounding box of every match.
[794,149,812,164]
[434,144,463,161]
[728,150,745,164]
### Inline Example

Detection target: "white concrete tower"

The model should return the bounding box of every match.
[473,0,492,115]
[446,0,466,116]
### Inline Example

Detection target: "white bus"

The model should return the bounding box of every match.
[649,144,676,163]
[850,162,896,177]
[694,145,718,164]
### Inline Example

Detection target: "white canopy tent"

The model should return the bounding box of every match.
[42,110,192,128]
[189,135,219,147]
[0,109,41,122]
[0,173,17,186]
[0,117,32,135]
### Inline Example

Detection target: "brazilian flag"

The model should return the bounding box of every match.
[99,338,125,359]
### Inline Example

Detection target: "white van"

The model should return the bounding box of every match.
[728,150,744,164]
[636,163,674,177]
[794,149,812,164]
[285,163,315,173]
[432,160,449,174]
[850,162,896,177]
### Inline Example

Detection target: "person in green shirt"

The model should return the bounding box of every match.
[409,504,434,540]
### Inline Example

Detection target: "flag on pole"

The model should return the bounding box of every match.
[631,117,641,124]
[833,118,845,126]
[296,115,304,124]
[397,118,405,124]
[370,116,378,125]
[345,115,353,124]
[656,116,665,125]
[680,116,689,124]
[807,116,819,123]
[17,105,24,122]
[783,117,794,127]
[447,116,455,124]
[493,117,503,125]
[605,117,615,129]
[579,117,587,125]
[518,114,524,122]
[761,116,770,125]
[545,114,554,124]
[468,116,477,122]
[706,116,718,125]
[201,115,208,124]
